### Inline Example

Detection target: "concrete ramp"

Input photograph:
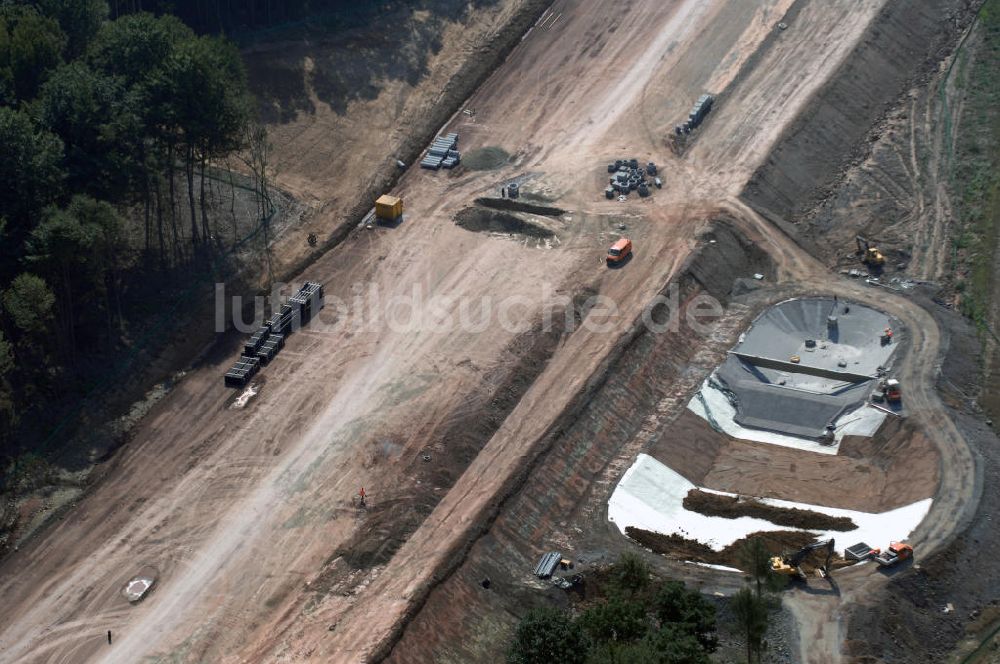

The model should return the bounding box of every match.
[728,351,875,383]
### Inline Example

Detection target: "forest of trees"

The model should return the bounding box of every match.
[105,1,477,37]
[0,1,257,491]
[508,554,720,664]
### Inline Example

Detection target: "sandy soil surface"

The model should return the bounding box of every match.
[244,0,552,279]
[648,411,940,513]
[0,0,981,663]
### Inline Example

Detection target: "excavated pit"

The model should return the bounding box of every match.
[462,147,511,171]
[703,297,902,442]
[472,197,566,217]
[454,207,555,238]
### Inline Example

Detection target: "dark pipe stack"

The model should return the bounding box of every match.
[224,281,325,387]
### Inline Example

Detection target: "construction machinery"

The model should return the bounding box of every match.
[880,326,894,345]
[770,538,835,580]
[871,541,913,567]
[882,378,902,403]
[856,235,885,268]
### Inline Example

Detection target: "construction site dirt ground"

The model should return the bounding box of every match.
[649,411,940,513]
[0,0,989,663]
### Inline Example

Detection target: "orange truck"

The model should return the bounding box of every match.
[871,541,913,567]
[607,238,632,265]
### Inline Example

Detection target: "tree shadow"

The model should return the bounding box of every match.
[241,0,502,124]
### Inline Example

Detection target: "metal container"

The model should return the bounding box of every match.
[375,194,403,221]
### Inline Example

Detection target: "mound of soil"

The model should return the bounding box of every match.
[462,146,510,170]
[454,207,554,238]
[473,197,566,217]
[626,527,818,568]
[683,489,857,531]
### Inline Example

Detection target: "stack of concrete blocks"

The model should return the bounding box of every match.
[420,132,460,170]
[676,93,714,134]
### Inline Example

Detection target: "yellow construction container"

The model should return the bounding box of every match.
[375,194,403,221]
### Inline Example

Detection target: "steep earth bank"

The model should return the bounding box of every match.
[383,221,779,663]
[741,0,979,230]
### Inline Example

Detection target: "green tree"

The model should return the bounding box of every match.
[653,581,717,653]
[645,623,712,664]
[162,33,249,249]
[66,195,129,337]
[87,12,191,87]
[88,14,250,257]
[740,537,785,598]
[0,15,13,105]
[2,273,55,335]
[37,62,135,199]
[578,596,649,646]
[610,551,651,595]
[730,587,768,664]
[0,107,63,243]
[7,7,66,101]
[0,329,12,376]
[586,640,660,664]
[586,625,710,664]
[27,196,128,355]
[507,606,587,664]
[26,205,95,356]
[0,329,15,437]
[37,0,108,58]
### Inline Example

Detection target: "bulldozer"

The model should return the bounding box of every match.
[770,539,835,580]
[856,236,885,268]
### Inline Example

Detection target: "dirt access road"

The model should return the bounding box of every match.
[0,0,975,663]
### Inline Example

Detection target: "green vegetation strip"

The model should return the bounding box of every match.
[952,0,1000,332]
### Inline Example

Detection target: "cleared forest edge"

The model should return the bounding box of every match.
[269,0,555,281]
[5,0,560,543]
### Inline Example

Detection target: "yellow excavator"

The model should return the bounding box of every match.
[770,539,835,580]
[856,236,885,268]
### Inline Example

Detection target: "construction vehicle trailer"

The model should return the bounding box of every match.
[843,541,914,567]
[871,541,913,567]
